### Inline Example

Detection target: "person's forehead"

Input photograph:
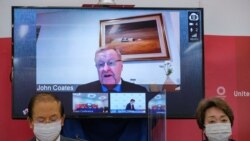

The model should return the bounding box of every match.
[205,107,227,118]
[33,101,60,117]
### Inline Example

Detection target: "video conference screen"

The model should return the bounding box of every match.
[72,92,153,117]
[12,6,204,118]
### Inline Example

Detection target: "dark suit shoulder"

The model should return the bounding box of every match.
[121,80,148,92]
[28,137,36,141]
[61,135,87,141]
[75,80,102,92]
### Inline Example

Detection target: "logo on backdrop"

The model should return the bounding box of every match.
[216,86,250,98]
[216,86,226,99]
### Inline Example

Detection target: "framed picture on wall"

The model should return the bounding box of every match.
[100,13,170,61]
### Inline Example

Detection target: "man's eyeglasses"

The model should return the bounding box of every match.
[96,60,121,69]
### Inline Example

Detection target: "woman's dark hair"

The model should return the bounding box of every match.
[27,93,64,120]
[195,97,234,129]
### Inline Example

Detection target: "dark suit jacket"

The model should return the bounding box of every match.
[126,103,135,110]
[62,80,148,141]
[75,79,147,92]
[29,135,84,141]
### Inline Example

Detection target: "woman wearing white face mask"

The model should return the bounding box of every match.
[196,97,235,141]
[27,93,87,141]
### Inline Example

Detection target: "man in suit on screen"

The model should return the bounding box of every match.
[62,47,148,141]
[126,99,136,110]
[75,47,147,93]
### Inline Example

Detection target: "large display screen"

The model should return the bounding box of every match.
[12,6,204,118]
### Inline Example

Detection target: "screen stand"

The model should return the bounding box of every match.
[82,0,134,8]
[82,3,135,8]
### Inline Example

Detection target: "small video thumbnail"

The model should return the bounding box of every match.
[148,93,166,115]
[72,93,109,113]
[110,93,146,114]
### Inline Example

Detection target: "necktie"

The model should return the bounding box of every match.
[108,89,116,93]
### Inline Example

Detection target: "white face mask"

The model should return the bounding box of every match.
[34,120,62,141]
[205,123,232,141]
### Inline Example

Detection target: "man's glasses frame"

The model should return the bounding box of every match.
[96,59,121,69]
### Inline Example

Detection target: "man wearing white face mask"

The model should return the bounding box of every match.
[27,93,87,141]
[196,97,235,141]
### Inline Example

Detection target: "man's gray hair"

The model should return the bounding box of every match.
[95,47,122,61]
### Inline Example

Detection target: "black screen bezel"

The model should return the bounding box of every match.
[11,6,204,119]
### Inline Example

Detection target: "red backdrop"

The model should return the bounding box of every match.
[1,35,250,140]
